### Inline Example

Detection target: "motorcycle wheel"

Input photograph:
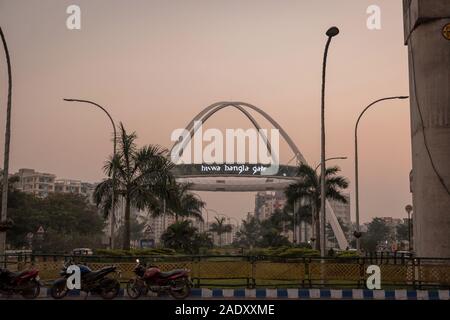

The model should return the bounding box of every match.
[99,278,120,300]
[50,279,68,299]
[169,278,191,300]
[22,280,40,299]
[126,279,143,299]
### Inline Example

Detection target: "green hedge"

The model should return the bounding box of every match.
[276,248,320,258]
[335,251,360,258]
[94,248,177,257]
[246,246,320,258]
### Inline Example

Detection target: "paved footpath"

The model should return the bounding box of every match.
[1,288,449,300]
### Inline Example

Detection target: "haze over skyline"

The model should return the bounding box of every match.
[0,0,411,223]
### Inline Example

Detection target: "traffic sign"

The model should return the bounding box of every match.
[144,225,153,235]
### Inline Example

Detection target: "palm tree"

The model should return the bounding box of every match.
[161,220,212,254]
[282,201,312,242]
[162,183,205,222]
[259,211,291,247]
[234,216,260,249]
[209,216,232,247]
[285,164,348,250]
[94,123,174,250]
[161,220,197,253]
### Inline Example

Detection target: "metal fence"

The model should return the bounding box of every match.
[1,254,449,289]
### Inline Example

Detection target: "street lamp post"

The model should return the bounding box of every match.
[0,26,13,255]
[320,26,340,257]
[405,205,413,251]
[63,99,117,249]
[354,96,409,252]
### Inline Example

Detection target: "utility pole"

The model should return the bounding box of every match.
[0,26,13,255]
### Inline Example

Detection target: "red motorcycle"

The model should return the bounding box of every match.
[0,267,42,299]
[126,259,191,299]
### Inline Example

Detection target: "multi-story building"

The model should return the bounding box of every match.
[141,213,176,246]
[54,179,82,194]
[12,168,96,201]
[254,190,351,246]
[254,191,286,220]
[210,223,238,246]
[329,193,351,227]
[13,168,56,198]
[54,179,96,202]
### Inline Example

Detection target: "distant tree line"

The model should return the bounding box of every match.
[1,185,105,253]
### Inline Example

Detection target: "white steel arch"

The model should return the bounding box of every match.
[171,102,349,249]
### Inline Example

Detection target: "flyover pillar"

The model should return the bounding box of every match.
[403,0,450,258]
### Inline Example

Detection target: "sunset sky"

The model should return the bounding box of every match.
[0,0,412,223]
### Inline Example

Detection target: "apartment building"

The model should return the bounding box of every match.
[13,168,56,198]
[142,213,176,245]
[12,168,96,201]
[254,190,351,245]
[55,179,96,202]
[254,191,286,220]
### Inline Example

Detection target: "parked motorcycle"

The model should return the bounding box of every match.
[126,259,191,299]
[50,260,120,299]
[0,267,42,299]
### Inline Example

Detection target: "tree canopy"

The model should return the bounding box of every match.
[6,192,105,252]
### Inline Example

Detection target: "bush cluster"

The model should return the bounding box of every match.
[94,248,177,257]
[246,246,320,258]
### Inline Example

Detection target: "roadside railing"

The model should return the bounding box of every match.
[1,253,449,289]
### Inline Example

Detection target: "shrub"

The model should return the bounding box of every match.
[276,248,320,258]
[94,248,176,257]
[335,250,360,258]
[244,246,319,258]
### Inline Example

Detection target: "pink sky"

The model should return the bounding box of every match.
[0,0,412,223]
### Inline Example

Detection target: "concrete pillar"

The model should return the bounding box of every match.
[403,0,450,258]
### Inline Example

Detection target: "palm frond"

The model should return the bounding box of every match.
[93,179,115,218]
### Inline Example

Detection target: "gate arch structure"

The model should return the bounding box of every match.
[171,101,349,249]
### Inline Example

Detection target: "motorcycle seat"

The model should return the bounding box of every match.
[87,266,115,277]
[159,269,185,278]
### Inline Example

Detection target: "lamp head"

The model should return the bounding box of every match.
[326,27,340,37]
